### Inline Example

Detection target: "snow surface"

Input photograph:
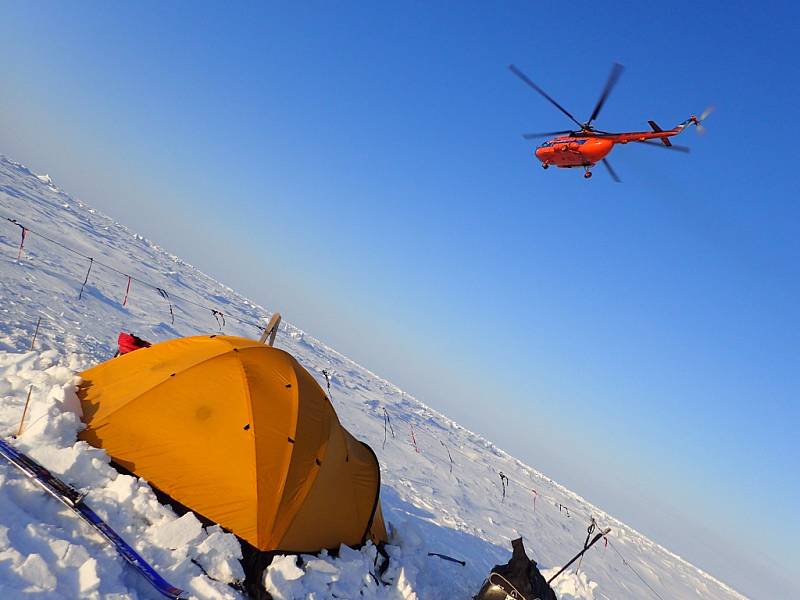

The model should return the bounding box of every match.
[0,154,748,599]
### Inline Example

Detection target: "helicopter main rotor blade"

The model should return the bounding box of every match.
[508,64,583,129]
[634,140,691,153]
[587,63,624,126]
[521,130,573,140]
[602,158,621,183]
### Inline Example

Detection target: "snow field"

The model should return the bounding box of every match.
[0,155,748,599]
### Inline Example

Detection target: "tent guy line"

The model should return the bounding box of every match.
[606,539,667,600]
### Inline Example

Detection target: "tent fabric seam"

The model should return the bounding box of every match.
[269,359,303,547]
[239,345,300,548]
[233,345,261,547]
[265,367,333,548]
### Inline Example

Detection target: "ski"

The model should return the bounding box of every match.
[0,438,185,600]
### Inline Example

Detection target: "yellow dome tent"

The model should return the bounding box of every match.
[77,335,387,554]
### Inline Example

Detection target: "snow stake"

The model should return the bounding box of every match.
[322,369,333,399]
[16,386,34,437]
[410,424,420,453]
[499,472,509,501]
[78,257,93,300]
[440,440,455,473]
[122,275,132,307]
[156,288,175,324]
[382,408,395,449]
[15,223,27,260]
[30,316,42,351]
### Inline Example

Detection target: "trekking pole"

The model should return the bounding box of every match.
[577,517,597,573]
[547,528,611,585]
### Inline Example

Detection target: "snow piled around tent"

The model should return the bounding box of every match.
[0,351,473,599]
[262,534,597,600]
[0,350,245,599]
[0,154,749,600]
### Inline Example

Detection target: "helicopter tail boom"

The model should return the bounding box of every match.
[674,116,699,134]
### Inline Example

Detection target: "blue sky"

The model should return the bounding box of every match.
[1,2,798,596]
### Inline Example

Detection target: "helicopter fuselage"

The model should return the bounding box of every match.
[534,125,694,169]
[535,136,613,168]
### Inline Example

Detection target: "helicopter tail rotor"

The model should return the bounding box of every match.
[694,106,714,134]
[676,106,714,135]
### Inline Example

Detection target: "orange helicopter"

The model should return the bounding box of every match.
[509,63,711,181]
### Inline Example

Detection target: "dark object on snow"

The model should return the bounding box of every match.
[474,538,557,600]
[428,552,466,566]
[116,332,151,356]
[546,526,611,586]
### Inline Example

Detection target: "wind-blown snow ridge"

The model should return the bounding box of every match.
[0,154,747,599]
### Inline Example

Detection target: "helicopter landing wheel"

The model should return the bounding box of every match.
[584,170,592,179]
[542,163,549,170]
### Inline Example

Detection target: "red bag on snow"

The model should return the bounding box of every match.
[117,332,151,355]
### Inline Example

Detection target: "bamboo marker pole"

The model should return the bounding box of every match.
[16,386,34,437]
[30,316,42,351]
